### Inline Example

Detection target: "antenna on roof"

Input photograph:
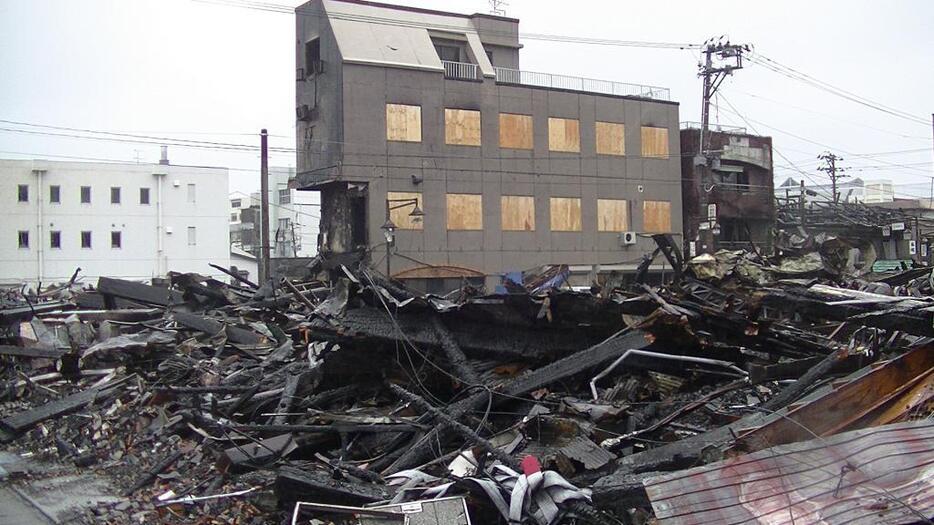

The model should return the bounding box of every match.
[489,0,507,16]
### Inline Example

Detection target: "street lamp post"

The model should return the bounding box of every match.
[381,197,423,278]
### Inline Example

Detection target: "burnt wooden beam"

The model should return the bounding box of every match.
[0,345,68,359]
[210,263,259,289]
[384,329,650,473]
[172,311,264,345]
[0,387,102,442]
[276,465,389,507]
[97,276,184,307]
[429,316,481,386]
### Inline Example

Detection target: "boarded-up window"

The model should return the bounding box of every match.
[445,108,481,146]
[643,200,672,233]
[548,117,580,152]
[550,197,582,232]
[597,199,629,231]
[499,113,533,150]
[387,192,423,230]
[501,196,535,231]
[386,104,422,142]
[596,122,625,156]
[641,126,669,158]
[447,194,483,230]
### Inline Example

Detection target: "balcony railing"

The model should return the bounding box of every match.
[442,61,480,81]
[494,67,670,101]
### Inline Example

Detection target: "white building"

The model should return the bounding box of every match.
[1,159,230,286]
[229,167,319,258]
[775,177,894,204]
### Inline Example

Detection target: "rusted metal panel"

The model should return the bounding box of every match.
[730,344,934,453]
[644,420,934,525]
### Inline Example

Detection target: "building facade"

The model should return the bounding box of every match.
[230,167,319,258]
[775,177,894,205]
[681,125,774,256]
[1,159,230,285]
[294,0,682,290]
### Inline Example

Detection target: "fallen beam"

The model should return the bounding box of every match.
[97,276,184,307]
[0,387,101,442]
[0,345,68,359]
[172,311,264,345]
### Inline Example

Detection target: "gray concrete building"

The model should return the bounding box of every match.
[294,0,682,291]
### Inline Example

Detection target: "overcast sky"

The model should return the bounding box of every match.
[1,0,932,198]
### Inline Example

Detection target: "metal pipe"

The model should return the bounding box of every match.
[155,173,165,276]
[589,349,747,401]
[34,169,44,283]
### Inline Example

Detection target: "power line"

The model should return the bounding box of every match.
[194,0,701,50]
[747,53,929,126]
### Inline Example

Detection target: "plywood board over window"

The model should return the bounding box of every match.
[386,104,422,142]
[550,197,582,232]
[548,117,581,152]
[387,191,423,230]
[596,122,625,156]
[641,126,669,158]
[501,195,535,231]
[445,108,481,146]
[499,113,534,150]
[643,200,672,233]
[597,199,629,231]
[447,193,483,230]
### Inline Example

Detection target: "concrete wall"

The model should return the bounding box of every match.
[1,159,229,285]
[335,64,681,277]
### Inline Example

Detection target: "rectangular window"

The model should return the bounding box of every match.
[140,187,150,204]
[80,186,91,204]
[49,185,61,204]
[110,186,121,204]
[643,200,672,233]
[187,226,197,246]
[446,194,483,230]
[305,38,321,73]
[596,122,626,156]
[230,213,239,222]
[501,195,535,231]
[17,184,28,202]
[231,198,242,208]
[548,117,581,152]
[499,113,533,150]
[278,189,291,204]
[641,126,670,159]
[486,50,494,66]
[111,231,122,249]
[18,230,29,248]
[434,44,460,62]
[81,231,92,248]
[597,199,629,232]
[387,191,423,230]
[386,104,422,142]
[550,197,582,232]
[187,183,196,203]
[445,108,481,146]
[50,231,61,249]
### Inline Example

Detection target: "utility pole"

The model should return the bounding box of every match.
[817,152,847,204]
[259,129,271,284]
[695,37,750,254]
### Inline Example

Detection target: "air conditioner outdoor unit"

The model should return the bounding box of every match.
[296,105,319,122]
[620,231,637,246]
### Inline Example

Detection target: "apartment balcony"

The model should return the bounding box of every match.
[442,60,481,81]
[494,66,670,101]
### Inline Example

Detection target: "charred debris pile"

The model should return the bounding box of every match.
[1,237,933,524]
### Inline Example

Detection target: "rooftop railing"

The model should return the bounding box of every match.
[442,61,481,81]
[681,122,748,133]
[494,66,670,101]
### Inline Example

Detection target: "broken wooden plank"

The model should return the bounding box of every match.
[171,311,263,345]
[0,345,68,359]
[97,276,184,307]
[0,387,101,442]
[276,465,389,507]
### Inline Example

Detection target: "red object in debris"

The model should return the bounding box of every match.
[521,455,541,476]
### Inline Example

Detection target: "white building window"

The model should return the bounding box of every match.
[111,231,122,249]
[80,186,91,204]
[81,231,92,248]
[50,185,61,204]
[18,184,28,203]
[140,187,150,205]
[50,231,61,249]
[111,186,121,204]
[230,213,239,222]
[279,189,291,204]
[187,226,197,246]
[187,183,196,203]
[231,198,241,208]
[18,230,29,248]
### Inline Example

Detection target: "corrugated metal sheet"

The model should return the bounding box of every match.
[644,420,934,525]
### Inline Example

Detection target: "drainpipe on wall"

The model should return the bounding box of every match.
[155,172,166,276]
[34,169,45,283]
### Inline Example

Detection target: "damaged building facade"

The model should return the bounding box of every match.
[294,0,682,292]
[680,124,774,256]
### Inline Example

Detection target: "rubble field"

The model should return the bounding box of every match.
[1,235,932,525]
